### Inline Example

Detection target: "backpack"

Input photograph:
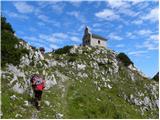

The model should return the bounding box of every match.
[31,75,45,91]
[34,77,43,85]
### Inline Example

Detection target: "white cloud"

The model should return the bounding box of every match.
[126,32,136,39]
[116,44,125,48]
[67,11,86,23]
[143,40,158,50]
[51,3,64,14]
[49,44,59,49]
[92,23,102,28]
[128,50,148,56]
[141,8,159,22]
[29,27,37,32]
[77,24,85,32]
[108,33,122,40]
[37,22,45,26]
[107,0,130,8]
[23,36,38,41]
[118,7,139,17]
[39,32,81,44]
[149,34,159,41]
[138,29,152,36]
[67,11,79,18]
[136,34,159,50]
[95,9,120,20]
[37,14,50,23]
[13,2,33,13]
[93,28,103,32]
[130,0,143,5]
[53,33,68,40]
[132,19,143,25]
[3,11,28,20]
[70,1,81,7]
[70,36,81,42]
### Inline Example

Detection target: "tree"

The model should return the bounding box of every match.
[117,53,133,67]
[1,16,15,33]
[39,47,45,54]
[152,72,159,82]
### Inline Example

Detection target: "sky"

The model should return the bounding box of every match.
[1,0,159,78]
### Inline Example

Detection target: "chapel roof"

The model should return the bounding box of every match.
[92,33,107,41]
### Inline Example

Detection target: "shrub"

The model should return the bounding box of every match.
[55,46,73,54]
[117,53,133,67]
[68,57,77,62]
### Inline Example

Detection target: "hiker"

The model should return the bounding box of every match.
[30,74,45,110]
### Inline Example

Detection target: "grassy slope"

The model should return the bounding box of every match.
[1,47,158,119]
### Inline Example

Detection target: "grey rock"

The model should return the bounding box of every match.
[55,113,63,119]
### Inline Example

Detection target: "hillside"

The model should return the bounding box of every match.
[1,17,159,119]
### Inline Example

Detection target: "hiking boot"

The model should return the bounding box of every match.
[37,101,41,107]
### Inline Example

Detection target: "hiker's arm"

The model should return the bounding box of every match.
[43,80,46,89]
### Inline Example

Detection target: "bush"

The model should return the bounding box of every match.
[117,53,133,67]
[68,57,77,62]
[55,46,73,54]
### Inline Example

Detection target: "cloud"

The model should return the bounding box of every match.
[128,50,148,56]
[126,32,136,39]
[13,2,34,13]
[149,34,159,41]
[143,40,158,50]
[67,11,86,23]
[118,7,139,17]
[132,19,143,25]
[3,11,28,20]
[138,29,152,36]
[107,0,130,8]
[29,27,37,32]
[36,14,60,27]
[37,22,45,26]
[141,8,159,22]
[37,1,65,14]
[24,32,81,52]
[92,23,102,28]
[23,36,38,41]
[49,44,59,50]
[77,24,85,32]
[70,1,81,7]
[70,36,81,42]
[115,44,125,48]
[38,32,81,44]
[95,9,120,20]
[136,34,159,50]
[37,14,50,23]
[130,0,144,5]
[51,2,64,14]
[67,11,79,18]
[108,33,122,40]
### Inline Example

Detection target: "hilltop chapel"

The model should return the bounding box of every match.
[82,26,107,48]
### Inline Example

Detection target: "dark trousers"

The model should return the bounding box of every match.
[34,90,42,101]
